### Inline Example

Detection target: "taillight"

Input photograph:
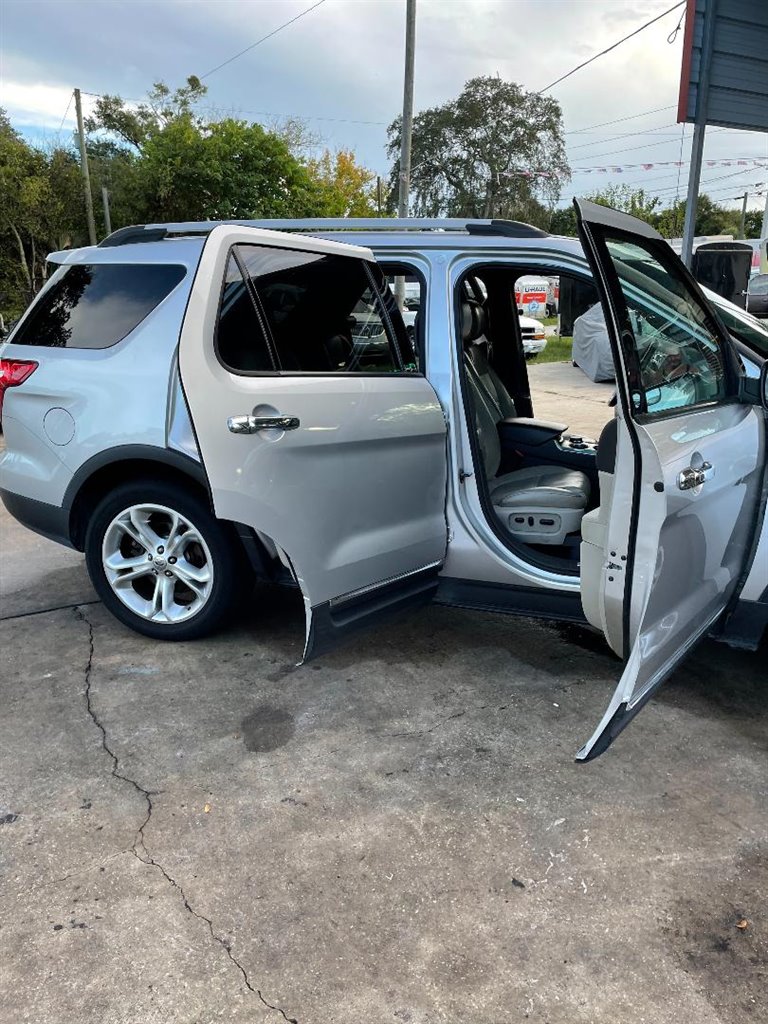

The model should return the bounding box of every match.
[0,359,38,424]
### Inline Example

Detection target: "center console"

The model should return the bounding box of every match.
[557,434,598,455]
[497,417,599,489]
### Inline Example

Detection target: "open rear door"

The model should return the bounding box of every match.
[179,226,448,660]
[574,200,767,760]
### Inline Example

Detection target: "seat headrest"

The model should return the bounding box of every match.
[461,298,487,345]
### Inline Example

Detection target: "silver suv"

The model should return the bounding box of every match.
[2,207,766,760]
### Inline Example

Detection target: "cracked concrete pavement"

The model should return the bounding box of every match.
[1,502,766,1023]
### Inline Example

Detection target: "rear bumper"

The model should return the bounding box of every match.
[0,488,73,549]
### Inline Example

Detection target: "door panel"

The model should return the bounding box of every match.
[179,226,448,647]
[194,374,448,607]
[575,200,766,760]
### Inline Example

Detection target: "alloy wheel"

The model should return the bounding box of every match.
[101,503,214,624]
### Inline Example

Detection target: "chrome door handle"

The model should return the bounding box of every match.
[677,461,713,490]
[227,414,300,434]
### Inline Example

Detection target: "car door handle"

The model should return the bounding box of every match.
[677,461,713,490]
[227,415,300,434]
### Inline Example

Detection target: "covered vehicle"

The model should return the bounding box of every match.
[572,301,615,381]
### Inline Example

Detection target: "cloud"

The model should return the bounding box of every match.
[2,0,765,207]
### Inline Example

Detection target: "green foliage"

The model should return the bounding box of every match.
[84,77,207,152]
[307,150,381,217]
[84,139,142,237]
[656,194,760,239]
[131,116,326,222]
[1,79,387,315]
[84,79,377,223]
[387,75,570,218]
[550,186,660,236]
[0,110,82,315]
[550,186,759,240]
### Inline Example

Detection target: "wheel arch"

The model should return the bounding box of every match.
[64,446,210,551]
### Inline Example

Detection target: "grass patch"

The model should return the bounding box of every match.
[530,335,573,364]
[541,316,559,327]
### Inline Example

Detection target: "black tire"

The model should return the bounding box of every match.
[85,478,247,641]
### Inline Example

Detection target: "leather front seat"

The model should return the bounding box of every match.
[461,298,591,545]
[490,465,590,511]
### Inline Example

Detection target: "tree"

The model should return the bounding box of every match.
[84,139,142,237]
[0,111,82,314]
[549,187,760,241]
[743,208,762,238]
[386,75,570,218]
[307,149,381,217]
[655,194,744,239]
[85,77,208,152]
[86,78,330,222]
[549,186,661,237]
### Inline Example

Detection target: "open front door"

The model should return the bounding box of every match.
[179,225,448,659]
[575,200,766,760]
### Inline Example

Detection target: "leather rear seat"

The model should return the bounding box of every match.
[461,298,591,545]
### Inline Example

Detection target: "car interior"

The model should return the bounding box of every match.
[456,266,613,574]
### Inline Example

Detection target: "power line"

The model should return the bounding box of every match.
[571,134,694,165]
[567,123,680,153]
[564,104,676,135]
[536,1,686,94]
[57,91,74,133]
[201,0,327,79]
[650,166,761,197]
[200,104,387,126]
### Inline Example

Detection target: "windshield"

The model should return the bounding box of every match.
[702,286,768,359]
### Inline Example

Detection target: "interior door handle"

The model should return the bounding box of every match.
[227,415,300,434]
[677,461,713,490]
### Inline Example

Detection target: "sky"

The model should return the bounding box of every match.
[2,0,767,214]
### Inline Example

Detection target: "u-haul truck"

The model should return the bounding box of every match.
[514,276,558,319]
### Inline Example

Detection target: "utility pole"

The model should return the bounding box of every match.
[376,176,383,217]
[681,0,716,268]
[397,0,416,219]
[74,89,97,245]
[681,121,705,267]
[738,191,748,239]
[101,186,112,237]
[395,0,416,309]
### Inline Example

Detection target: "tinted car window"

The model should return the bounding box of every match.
[216,254,275,372]
[708,291,768,359]
[11,263,186,349]
[383,266,423,370]
[236,245,403,373]
[605,239,728,416]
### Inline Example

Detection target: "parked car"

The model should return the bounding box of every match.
[746,273,768,318]
[2,206,766,762]
[519,311,548,358]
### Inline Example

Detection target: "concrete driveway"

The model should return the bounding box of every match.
[527,361,615,439]
[1,500,766,1024]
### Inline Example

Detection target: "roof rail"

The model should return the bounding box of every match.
[98,225,168,247]
[466,219,548,239]
[99,217,550,247]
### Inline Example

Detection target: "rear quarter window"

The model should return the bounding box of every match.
[11,263,186,349]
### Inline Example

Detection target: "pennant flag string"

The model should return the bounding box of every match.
[499,158,768,178]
